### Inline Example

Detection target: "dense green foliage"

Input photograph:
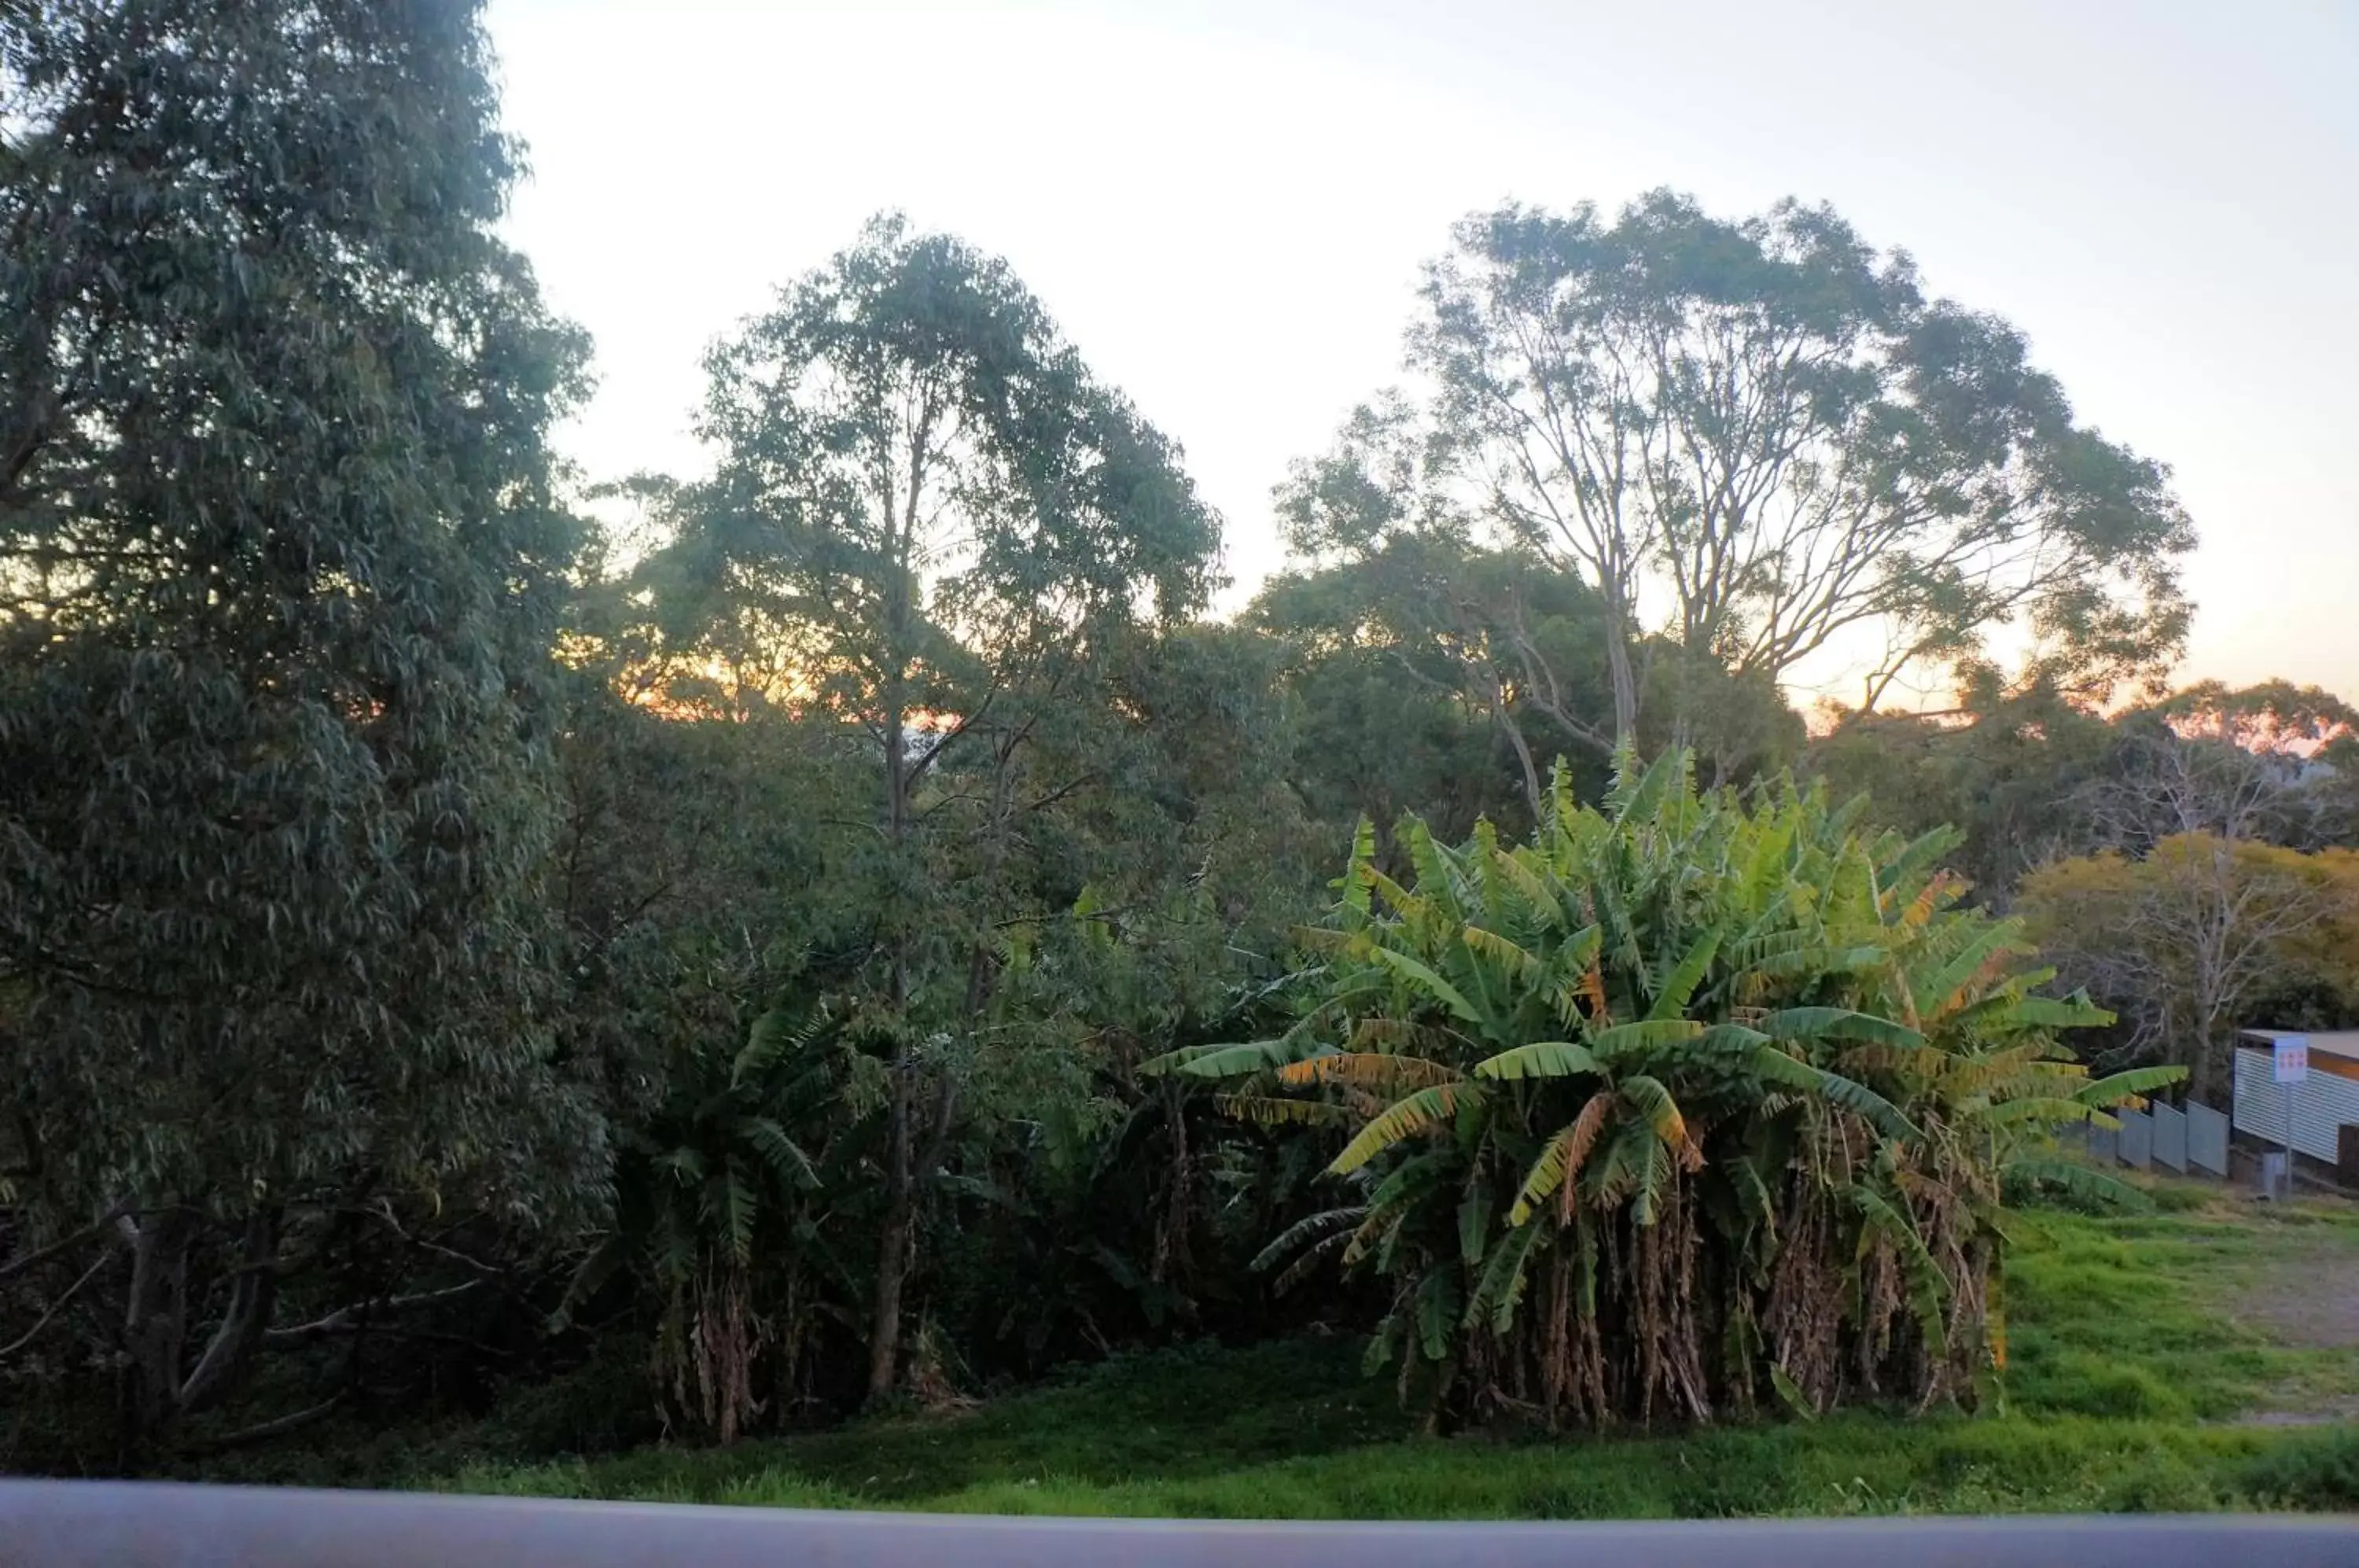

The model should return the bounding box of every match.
[1161,752,2170,1427]
[0,0,595,1459]
[604,211,1241,1413]
[1816,680,2359,1090]
[5,0,2357,1503]
[198,1200,2359,1518]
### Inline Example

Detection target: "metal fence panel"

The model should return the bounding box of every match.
[2087,1118,2118,1166]
[2151,1102,2187,1172]
[2188,1102,2230,1176]
[2118,1106,2152,1169]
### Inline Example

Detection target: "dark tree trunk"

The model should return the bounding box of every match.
[866,1069,914,1403]
[868,626,914,1403]
[178,1206,282,1416]
[117,1209,193,1465]
[115,1205,288,1463]
[866,1069,955,1404]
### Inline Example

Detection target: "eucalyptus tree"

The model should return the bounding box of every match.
[1249,533,1610,837]
[2100,683,2359,852]
[1805,683,2125,901]
[0,0,596,1454]
[1249,534,1800,834]
[2022,837,2359,1097]
[653,215,1221,1401]
[1283,191,2195,738]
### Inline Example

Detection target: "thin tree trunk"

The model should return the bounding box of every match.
[2185,842,2233,1104]
[1606,635,1639,744]
[1487,676,1544,824]
[867,566,922,1400]
[865,407,959,1406]
[868,1061,959,1403]
[1599,586,1640,743]
[866,1070,914,1403]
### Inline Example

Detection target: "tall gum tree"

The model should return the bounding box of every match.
[0,0,597,1456]
[661,215,1221,1401]
[1282,191,2195,738]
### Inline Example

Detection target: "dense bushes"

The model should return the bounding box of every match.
[2022,837,2359,1098]
[1161,750,2175,1428]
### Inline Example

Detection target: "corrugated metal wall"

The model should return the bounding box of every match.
[2232,1047,2359,1162]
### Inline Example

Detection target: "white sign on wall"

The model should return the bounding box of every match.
[2273,1035,2310,1084]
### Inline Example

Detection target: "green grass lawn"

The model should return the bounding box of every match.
[426,1187,2359,1518]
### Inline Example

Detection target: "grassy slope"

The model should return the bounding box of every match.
[433,1190,2359,1518]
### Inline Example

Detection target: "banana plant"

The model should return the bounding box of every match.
[556,997,883,1442]
[1150,745,2175,1428]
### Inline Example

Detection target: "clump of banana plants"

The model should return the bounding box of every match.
[1150,748,2175,1429]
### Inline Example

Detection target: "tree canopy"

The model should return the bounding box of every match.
[20,9,2357,1485]
[1281,192,2195,736]
[608,213,1234,1404]
[0,0,595,1453]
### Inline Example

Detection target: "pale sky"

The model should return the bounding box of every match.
[488,0,2359,705]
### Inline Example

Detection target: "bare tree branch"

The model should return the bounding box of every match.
[263,1280,483,1345]
[0,1248,112,1359]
